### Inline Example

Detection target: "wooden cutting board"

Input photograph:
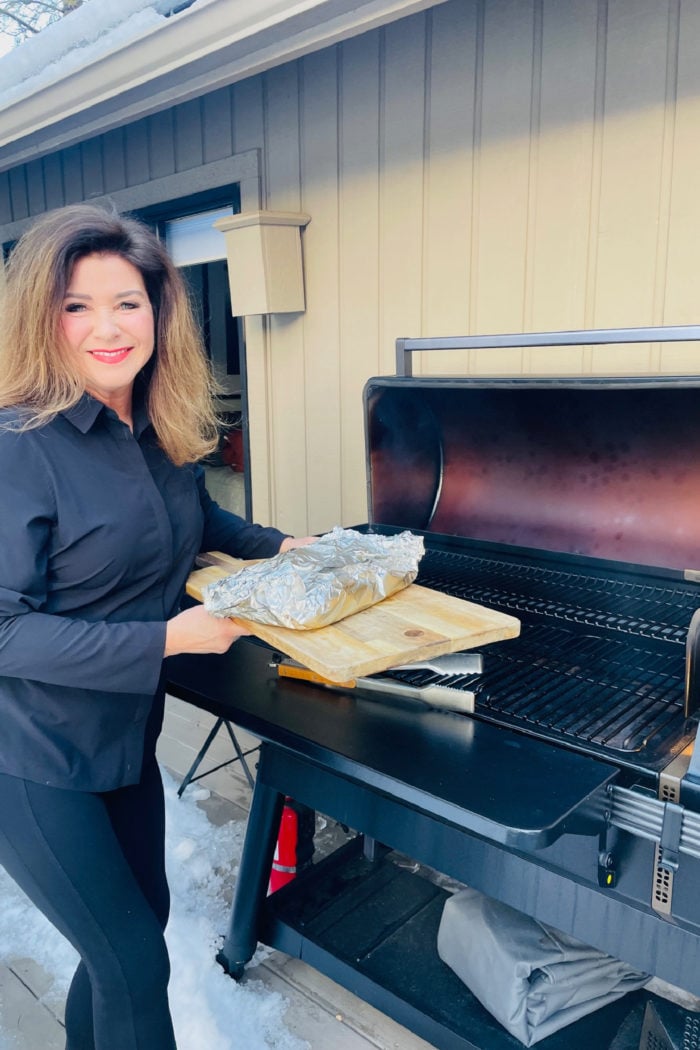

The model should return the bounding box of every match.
[186,552,520,684]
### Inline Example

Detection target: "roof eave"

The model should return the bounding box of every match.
[0,0,447,174]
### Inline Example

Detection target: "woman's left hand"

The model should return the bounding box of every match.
[278,536,317,552]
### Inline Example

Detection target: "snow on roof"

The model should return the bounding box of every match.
[0,0,184,104]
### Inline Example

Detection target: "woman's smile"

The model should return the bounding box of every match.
[88,347,135,363]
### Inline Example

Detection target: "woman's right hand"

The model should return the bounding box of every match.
[164,605,251,657]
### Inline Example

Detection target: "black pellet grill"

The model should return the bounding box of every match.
[168,326,700,1050]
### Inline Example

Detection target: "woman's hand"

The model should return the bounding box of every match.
[164,605,251,657]
[278,536,317,552]
[164,537,317,656]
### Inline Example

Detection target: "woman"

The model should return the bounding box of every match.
[0,203,313,1049]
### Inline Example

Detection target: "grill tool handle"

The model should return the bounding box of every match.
[350,675,475,714]
[684,608,700,719]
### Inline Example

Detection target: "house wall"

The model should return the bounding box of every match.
[2,0,699,537]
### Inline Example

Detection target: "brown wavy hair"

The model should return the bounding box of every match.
[0,202,220,465]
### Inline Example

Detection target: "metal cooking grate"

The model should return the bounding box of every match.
[388,623,684,754]
[417,549,697,644]
[476,624,684,753]
[384,548,700,763]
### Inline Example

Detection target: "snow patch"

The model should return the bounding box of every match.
[0,766,308,1050]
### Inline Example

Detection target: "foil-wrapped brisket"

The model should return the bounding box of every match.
[203,526,424,629]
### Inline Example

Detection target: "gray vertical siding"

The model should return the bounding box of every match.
[0,85,240,230]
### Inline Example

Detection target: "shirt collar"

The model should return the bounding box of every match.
[60,385,152,438]
[61,394,105,434]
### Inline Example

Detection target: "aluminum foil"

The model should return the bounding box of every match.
[203,526,424,629]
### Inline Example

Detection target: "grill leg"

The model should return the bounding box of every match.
[217,754,284,978]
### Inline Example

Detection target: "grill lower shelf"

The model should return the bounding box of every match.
[259,837,656,1050]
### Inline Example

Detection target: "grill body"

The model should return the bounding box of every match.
[356,354,700,1012]
[167,329,700,1050]
[364,374,700,780]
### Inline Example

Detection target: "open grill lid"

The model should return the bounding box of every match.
[363,344,700,777]
[365,375,700,579]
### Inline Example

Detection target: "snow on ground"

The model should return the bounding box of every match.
[0,767,307,1050]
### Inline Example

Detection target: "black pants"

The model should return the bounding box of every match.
[0,759,177,1050]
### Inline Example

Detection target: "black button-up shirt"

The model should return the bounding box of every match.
[0,394,286,791]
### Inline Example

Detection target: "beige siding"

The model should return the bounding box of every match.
[530,0,598,347]
[235,0,700,537]
[299,48,343,529]
[337,34,382,525]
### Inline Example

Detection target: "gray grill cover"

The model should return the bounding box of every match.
[437,888,649,1046]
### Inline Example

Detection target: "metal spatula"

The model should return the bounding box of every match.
[391,652,483,676]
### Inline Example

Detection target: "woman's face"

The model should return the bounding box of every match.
[61,252,155,414]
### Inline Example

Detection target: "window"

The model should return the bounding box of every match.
[163,206,232,266]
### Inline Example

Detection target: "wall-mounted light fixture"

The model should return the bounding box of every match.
[214,210,311,315]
